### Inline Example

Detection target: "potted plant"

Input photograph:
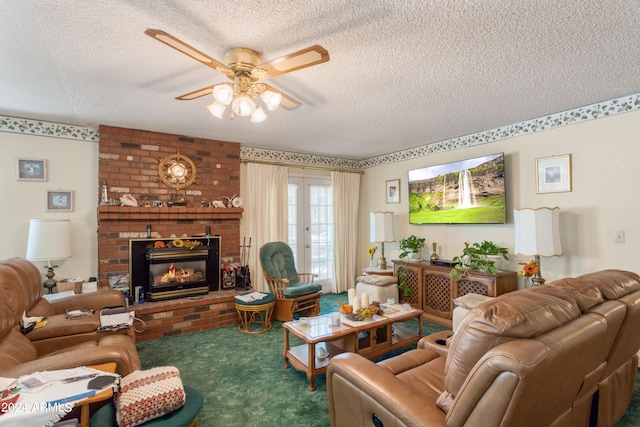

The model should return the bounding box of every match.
[398,235,426,260]
[396,266,415,300]
[450,240,509,278]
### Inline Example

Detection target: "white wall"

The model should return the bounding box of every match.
[0,132,99,281]
[359,110,640,288]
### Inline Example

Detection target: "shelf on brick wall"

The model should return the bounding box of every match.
[98,205,243,220]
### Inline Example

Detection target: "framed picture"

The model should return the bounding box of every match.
[536,154,572,193]
[386,179,400,203]
[16,158,47,181]
[46,190,74,212]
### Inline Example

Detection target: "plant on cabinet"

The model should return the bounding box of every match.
[398,235,426,260]
[450,240,509,278]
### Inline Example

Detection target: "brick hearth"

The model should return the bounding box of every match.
[132,290,239,342]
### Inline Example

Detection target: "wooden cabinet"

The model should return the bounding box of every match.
[355,324,391,355]
[393,260,517,328]
[392,262,423,309]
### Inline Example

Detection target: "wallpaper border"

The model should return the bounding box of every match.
[2,92,638,168]
[358,93,640,168]
[0,116,98,142]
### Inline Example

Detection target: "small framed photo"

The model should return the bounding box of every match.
[46,190,74,212]
[16,158,47,181]
[386,179,400,203]
[536,154,572,193]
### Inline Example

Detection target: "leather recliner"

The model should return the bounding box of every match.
[0,257,140,377]
[327,269,640,427]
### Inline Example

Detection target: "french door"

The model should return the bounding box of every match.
[288,176,334,285]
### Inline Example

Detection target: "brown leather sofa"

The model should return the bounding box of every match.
[0,257,141,377]
[327,269,640,427]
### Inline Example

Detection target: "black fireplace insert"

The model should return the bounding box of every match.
[129,237,221,301]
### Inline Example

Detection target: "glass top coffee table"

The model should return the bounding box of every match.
[282,305,423,391]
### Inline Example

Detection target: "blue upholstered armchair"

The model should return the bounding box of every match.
[259,241,322,322]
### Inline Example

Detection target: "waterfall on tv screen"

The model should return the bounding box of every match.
[458,169,476,209]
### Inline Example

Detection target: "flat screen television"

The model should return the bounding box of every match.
[408,152,506,224]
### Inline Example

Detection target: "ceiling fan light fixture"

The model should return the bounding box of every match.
[261,90,282,111]
[212,84,234,105]
[207,102,226,119]
[250,107,267,123]
[231,94,257,116]
[146,30,329,124]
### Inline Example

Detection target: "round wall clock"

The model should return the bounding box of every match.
[156,150,198,190]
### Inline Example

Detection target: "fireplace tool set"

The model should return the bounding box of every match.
[236,237,252,290]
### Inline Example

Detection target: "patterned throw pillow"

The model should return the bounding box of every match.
[116,366,186,427]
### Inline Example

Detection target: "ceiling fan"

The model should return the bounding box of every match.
[144,29,330,122]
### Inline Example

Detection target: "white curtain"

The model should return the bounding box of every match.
[331,171,361,293]
[245,163,289,292]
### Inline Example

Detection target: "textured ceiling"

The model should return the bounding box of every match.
[1,0,639,160]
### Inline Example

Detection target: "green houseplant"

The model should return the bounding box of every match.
[450,240,509,278]
[396,265,415,300]
[398,235,426,260]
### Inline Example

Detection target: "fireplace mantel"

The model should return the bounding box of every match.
[98,206,243,221]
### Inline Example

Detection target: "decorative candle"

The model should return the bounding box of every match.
[361,292,369,308]
[348,288,356,306]
[352,296,361,312]
[331,312,341,327]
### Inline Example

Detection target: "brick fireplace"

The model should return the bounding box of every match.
[97,125,243,341]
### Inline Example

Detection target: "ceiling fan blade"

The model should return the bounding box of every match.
[145,29,229,74]
[258,45,329,78]
[263,84,301,110]
[176,85,215,101]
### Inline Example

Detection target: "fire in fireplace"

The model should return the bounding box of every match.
[153,262,204,285]
[129,237,221,301]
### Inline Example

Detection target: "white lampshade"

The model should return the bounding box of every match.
[207,102,227,119]
[261,90,282,111]
[212,84,233,105]
[250,106,267,123]
[370,211,395,243]
[26,219,72,265]
[231,94,257,116]
[514,207,562,257]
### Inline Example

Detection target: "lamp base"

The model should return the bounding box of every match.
[530,255,546,286]
[377,256,388,270]
[43,265,58,294]
[377,242,388,270]
[530,276,546,286]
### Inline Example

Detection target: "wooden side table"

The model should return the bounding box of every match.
[362,267,394,276]
[76,362,117,427]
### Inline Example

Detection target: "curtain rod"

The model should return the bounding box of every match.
[241,158,365,174]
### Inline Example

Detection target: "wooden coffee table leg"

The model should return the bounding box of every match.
[283,328,291,368]
[307,343,316,391]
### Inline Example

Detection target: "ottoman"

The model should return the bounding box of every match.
[355,274,398,304]
[90,385,203,427]
[234,292,276,334]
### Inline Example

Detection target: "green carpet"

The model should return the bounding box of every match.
[136,293,640,427]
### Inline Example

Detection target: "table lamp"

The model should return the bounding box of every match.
[513,207,562,286]
[370,211,395,270]
[26,219,71,293]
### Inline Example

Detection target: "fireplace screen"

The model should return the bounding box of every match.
[149,260,206,287]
